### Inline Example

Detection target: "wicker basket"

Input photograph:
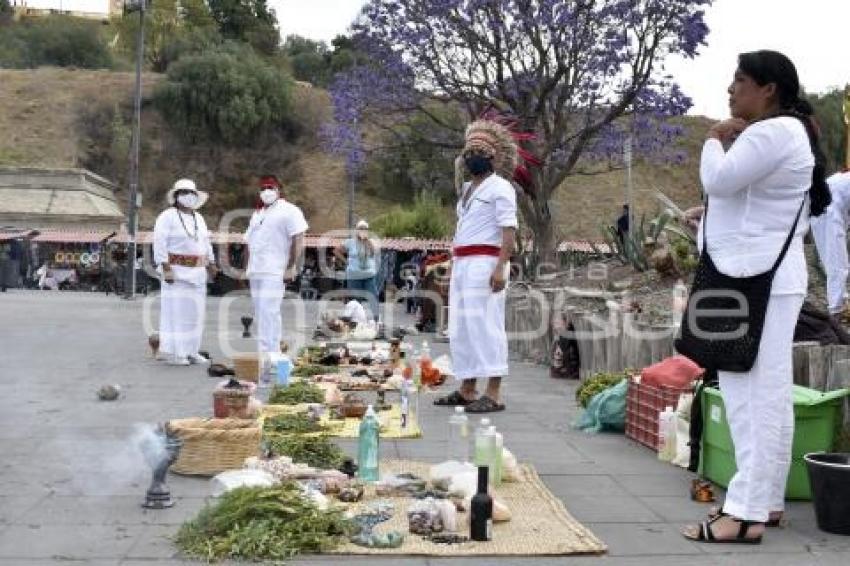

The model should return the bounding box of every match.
[167,418,261,476]
[232,353,262,382]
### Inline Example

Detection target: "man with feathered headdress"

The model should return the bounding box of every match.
[434,119,519,413]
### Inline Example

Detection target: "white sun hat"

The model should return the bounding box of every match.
[165,178,209,209]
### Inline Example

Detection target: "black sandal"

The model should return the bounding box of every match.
[464,395,506,413]
[683,515,763,544]
[434,390,474,406]
[708,507,783,528]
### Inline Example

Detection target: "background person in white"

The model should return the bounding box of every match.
[153,179,216,366]
[811,171,850,318]
[245,175,308,360]
[435,119,517,414]
[681,51,832,544]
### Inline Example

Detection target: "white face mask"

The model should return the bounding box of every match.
[177,193,198,209]
[259,189,279,205]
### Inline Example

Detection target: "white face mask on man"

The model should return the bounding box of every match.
[259,189,279,206]
[177,193,198,209]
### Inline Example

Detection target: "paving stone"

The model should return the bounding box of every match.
[584,522,703,556]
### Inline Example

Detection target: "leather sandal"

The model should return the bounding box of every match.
[683,515,763,544]
[708,506,783,528]
[464,395,506,413]
[434,390,474,406]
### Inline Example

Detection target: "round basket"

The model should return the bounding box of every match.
[231,353,262,382]
[167,418,261,476]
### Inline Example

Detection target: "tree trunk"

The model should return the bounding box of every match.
[518,190,556,279]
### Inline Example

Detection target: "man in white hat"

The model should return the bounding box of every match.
[434,120,518,413]
[245,175,308,363]
[153,179,216,366]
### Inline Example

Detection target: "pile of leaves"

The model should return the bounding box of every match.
[264,434,346,470]
[576,371,631,408]
[269,381,325,405]
[264,412,326,434]
[175,484,351,562]
[292,364,339,378]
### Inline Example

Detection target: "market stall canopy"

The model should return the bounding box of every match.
[31,229,116,244]
[114,231,453,252]
[0,167,123,231]
[0,229,37,242]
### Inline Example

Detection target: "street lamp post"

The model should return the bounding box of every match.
[624,135,634,235]
[124,0,145,299]
[347,116,358,230]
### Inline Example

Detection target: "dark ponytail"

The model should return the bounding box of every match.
[738,51,832,216]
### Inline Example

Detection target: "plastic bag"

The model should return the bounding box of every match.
[408,498,444,535]
[429,461,477,490]
[501,448,520,482]
[210,469,276,497]
[641,355,703,389]
[575,379,628,433]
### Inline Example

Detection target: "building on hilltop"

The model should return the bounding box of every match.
[10,0,122,22]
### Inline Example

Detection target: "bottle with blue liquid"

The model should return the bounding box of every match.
[276,355,292,387]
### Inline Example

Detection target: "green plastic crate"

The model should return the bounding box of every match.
[700,385,848,500]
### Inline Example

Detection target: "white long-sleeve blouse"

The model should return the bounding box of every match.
[698,116,814,295]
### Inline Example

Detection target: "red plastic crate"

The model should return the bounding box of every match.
[625,378,693,451]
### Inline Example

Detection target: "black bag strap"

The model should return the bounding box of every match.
[702,195,807,273]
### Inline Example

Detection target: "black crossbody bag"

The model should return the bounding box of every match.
[674,195,806,372]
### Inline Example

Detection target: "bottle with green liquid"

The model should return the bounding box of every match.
[357,405,380,481]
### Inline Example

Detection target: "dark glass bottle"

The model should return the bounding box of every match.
[469,465,493,541]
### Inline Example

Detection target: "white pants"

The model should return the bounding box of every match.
[159,280,206,359]
[811,209,848,313]
[719,293,804,522]
[448,256,509,380]
[250,276,284,355]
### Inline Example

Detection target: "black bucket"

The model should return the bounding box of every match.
[804,452,850,535]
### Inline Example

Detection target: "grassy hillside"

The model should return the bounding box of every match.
[0,68,711,239]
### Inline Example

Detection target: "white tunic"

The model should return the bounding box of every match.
[698,117,813,295]
[245,200,309,277]
[449,173,518,380]
[454,175,519,246]
[811,172,850,312]
[152,208,214,287]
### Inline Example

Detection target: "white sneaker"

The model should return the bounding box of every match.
[169,356,190,366]
[188,353,210,365]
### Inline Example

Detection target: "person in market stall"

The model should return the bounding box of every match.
[153,178,217,366]
[434,119,518,413]
[810,171,850,320]
[244,175,308,370]
[680,50,832,544]
[334,219,380,322]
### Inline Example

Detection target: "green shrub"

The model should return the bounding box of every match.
[0,16,113,69]
[153,42,295,144]
[371,192,453,239]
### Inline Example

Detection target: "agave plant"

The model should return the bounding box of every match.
[600,212,671,272]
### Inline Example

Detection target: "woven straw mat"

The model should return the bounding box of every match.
[331,460,607,556]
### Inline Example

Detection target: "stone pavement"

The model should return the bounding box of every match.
[0,291,848,565]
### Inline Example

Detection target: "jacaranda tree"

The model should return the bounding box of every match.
[327,0,712,263]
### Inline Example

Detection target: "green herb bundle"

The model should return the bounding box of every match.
[264,412,326,434]
[175,483,351,562]
[264,434,345,470]
[576,371,630,408]
[292,364,338,378]
[269,381,325,405]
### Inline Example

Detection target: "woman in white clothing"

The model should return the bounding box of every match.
[682,51,832,544]
[153,179,217,366]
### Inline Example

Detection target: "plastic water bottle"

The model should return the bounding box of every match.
[447,407,469,462]
[400,376,411,429]
[276,355,292,387]
[490,426,504,485]
[357,405,380,481]
[474,418,494,469]
[657,406,676,462]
